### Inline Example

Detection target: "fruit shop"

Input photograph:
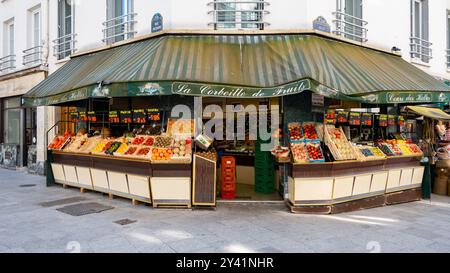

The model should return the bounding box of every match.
[21,31,450,213]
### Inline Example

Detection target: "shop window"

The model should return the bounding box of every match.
[210,0,268,30]
[410,0,432,63]
[3,97,22,145]
[54,0,76,60]
[104,0,136,45]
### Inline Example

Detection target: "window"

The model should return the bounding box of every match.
[0,19,15,72]
[333,0,367,42]
[23,7,42,66]
[211,0,267,30]
[104,0,136,44]
[410,0,431,63]
[54,0,75,60]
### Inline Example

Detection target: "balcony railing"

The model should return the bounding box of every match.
[23,46,43,66]
[332,11,368,43]
[102,13,137,45]
[0,55,16,73]
[207,1,270,30]
[53,33,77,60]
[410,37,432,63]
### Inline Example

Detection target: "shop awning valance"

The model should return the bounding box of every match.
[406,106,450,120]
[22,32,450,106]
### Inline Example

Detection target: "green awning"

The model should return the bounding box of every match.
[22,32,450,106]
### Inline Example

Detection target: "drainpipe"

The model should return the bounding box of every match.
[44,0,50,67]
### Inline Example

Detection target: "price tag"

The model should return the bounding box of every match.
[147,108,161,122]
[109,111,119,123]
[379,114,388,127]
[388,115,396,126]
[79,112,87,122]
[133,109,147,124]
[325,110,336,124]
[120,110,132,123]
[87,111,97,122]
[325,118,336,125]
[337,111,348,123]
[361,113,372,126]
[349,112,361,126]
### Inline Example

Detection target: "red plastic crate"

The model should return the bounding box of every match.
[221,156,236,200]
[222,190,235,200]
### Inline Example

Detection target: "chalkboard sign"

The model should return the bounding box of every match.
[388,115,396,126]
[109,111,119,123]
[379,114,388,127]
[69,111,79,123]
[337,111,348,123]
[151,13,163,33]
[361,113,372,126]
[349,112,361,126]
[79,112,87,122]
[87,111,97,122]
[133,109,147,123]
[147,108,161,122]
[120,110,132,123]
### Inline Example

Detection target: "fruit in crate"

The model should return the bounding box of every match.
[151,148,173,161]
[105,142,122,155]
[408,144,422,155]
[124,146,138,155]
[154,136,173,147]
[91,140,108,153]
[115,143,128,154]
[306,142,324,161]
[303,124,318,140]
[101,141,114,153]
[360,148,374,157]
[288,123,303,141]
[378,144,394,156]
[291,143,308,162]
[396,144,413,155]
[131,136,145,145]
[388,144,402,156]
[195,151,217,161]
[48,135,69,150]
[136,147,151,157]
[142,136,155,146]
[172,139,191,157]
[271,146,290,158]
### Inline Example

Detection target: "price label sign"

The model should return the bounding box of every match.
[325,109,336,124]
[388,115,396,126]
[133,109,147,124]
[379,114,388,127]
[87,111,97,122]
[147,108,161,122]
[398,116,405,126]
[349,112,361,126]
[109,111,119,123]
[69,111,79,123]
[337,111,348,123]
[120,110,132,123]
[361,113,372,126]
[79,112,87,122]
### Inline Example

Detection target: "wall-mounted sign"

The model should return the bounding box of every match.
[133,109,147,123]
[388,115,396,126]
[87,111,97,122]
[147,108,161,122]
[151,13,163,33]
[349,112,361,126]
[398,116,405,126]
[79,112,87,122]
[325,109,336,124]
[361,113,372,126]
[313,16,331,33]
[109,111,119,123]
[120,110,132,123]
[69,111,79,123]
[337,111,348,123]
[379,114,388,127]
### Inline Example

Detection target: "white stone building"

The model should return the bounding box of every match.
[1,0,450,173]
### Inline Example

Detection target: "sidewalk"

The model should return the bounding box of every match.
[0,168,449,253]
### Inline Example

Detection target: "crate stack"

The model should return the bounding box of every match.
[221,156,236,199]
[254,139,275,194]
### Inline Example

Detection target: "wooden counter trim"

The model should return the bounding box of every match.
[151,163,192,177]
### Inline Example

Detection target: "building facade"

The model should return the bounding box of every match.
[1,0,450,174]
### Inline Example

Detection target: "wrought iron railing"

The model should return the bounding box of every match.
[0,55,16,73]
[410,37,432,63]
[53,33,77,60]
[23,46,43,66]
[332,11,368,43]
[207,1,270,30]
[102,13,137,45]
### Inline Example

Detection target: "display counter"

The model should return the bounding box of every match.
[49,150,191,207]
[287,155,424,214]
